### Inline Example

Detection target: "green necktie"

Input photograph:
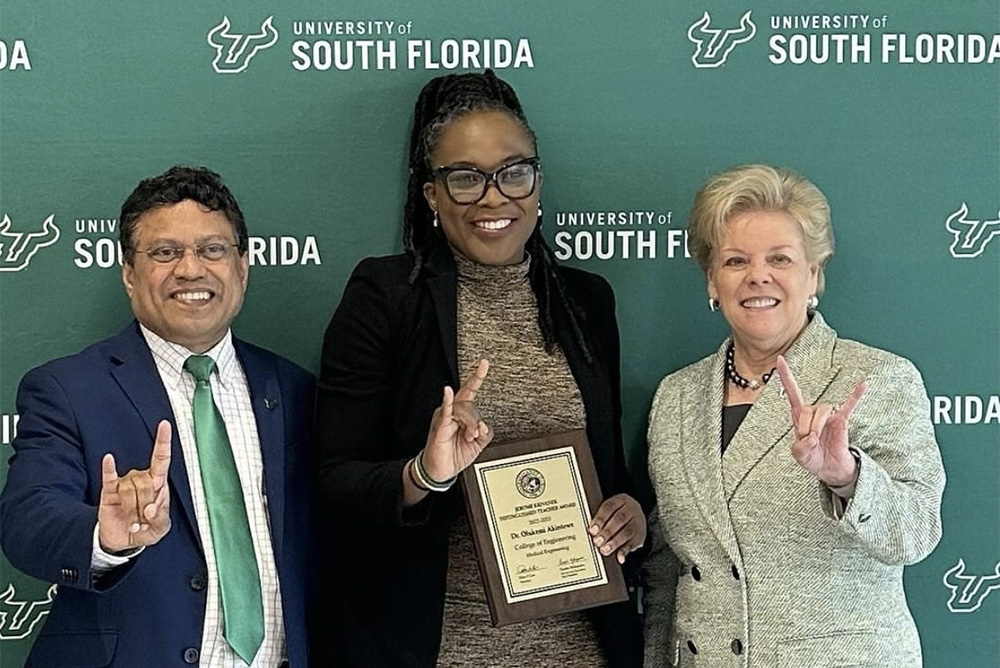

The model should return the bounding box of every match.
[184,354,264,665]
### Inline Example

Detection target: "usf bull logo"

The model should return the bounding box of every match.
[687,10,756,68]
[207,16,279,74]
[946,203,1000,258]
[943,559,1000,613]
[0,584,57,640]
[0,214,60,272]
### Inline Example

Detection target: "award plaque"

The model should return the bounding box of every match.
[459,429,628,626]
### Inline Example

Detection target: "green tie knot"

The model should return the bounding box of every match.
[184,354,217,384]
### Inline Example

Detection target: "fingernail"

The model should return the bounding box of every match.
[601,545,612,555]
[593,536,604,546]
[588,525,599,535]
[129,523,140,533]
[617,553,626,564]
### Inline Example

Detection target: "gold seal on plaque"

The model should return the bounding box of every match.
[515,468,546,498]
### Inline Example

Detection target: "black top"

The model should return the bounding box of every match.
[722,403,752,454]
[313,245,641,668]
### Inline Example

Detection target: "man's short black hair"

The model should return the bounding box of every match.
[119,165,248,263]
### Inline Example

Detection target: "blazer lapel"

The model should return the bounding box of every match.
[107,322,199,542]
[722,314,841,499]
[424,246,460,385]
[235,340,286,562]
[681,346,742,562]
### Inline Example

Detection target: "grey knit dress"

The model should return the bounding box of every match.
[435,252,607,667]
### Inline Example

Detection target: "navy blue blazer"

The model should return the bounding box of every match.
[0,322,315,668]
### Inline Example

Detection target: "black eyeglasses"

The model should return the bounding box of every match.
[431,157,541,205]
[136,242,240,264]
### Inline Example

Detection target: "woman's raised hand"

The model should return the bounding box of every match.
[776,356,866,488]
[422,359,493,482]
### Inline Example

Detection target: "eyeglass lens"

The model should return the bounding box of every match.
[444,162,537,204]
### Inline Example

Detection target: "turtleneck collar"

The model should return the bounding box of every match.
[452,248,531,287]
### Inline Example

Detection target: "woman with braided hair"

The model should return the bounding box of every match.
[314,70,644,667]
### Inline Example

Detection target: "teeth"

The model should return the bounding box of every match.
[175,291,211,301]
[743,298,777,308]
[474,218,512,231]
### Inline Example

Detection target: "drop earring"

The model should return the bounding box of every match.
[432,211,439,228]
[709,298,720,312]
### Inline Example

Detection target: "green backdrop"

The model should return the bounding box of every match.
[1,1,998,666]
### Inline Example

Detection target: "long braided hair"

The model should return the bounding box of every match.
[403,70,592,363]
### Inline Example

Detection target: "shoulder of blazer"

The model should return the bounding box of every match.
[233,337,314,388]
[659,352,716,392]
[555,265,616,334]
[549,265,618,362]
[800,314,923,384]
[830,336,917,375]
[351,253,415,283]
[557,265,613,307]
[347,253,429,307]
[649,351,717,423]
[22,322,145,384]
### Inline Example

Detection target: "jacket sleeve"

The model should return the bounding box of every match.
[642,379,680,667]
[819,355,946,565]
[642,510,679,668]
[315,260,432,528]
[0,366,106,591]
[599,276,634,500]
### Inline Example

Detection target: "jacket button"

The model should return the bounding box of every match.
[731,638,744,655]
[686,640,698,654]
[731,564,740,580]
[189,575,206,591]
[183,648,199,664]
[690,565,702,581]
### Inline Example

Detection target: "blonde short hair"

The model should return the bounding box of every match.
[688,164,835,295]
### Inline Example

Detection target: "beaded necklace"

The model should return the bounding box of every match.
[725,341,775,390]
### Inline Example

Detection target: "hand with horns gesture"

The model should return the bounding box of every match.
[98,420,172,552]
[776,356,867,488]
[421,359,493,482]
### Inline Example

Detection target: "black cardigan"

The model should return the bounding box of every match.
[314,245,642,667]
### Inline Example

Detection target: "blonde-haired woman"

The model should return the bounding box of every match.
[644,164,945,667]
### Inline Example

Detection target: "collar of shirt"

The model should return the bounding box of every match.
[139,324,238,390]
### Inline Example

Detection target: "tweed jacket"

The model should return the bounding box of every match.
[643,314,945,668]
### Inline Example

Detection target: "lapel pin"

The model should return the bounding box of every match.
[264,397,278,410]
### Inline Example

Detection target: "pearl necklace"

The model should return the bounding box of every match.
[725,342,774,390]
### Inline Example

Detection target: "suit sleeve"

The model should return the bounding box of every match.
[315,260,430,528]
[594,275,633,499]
[819,356,946,565]
[642,379,680,667]
[642,510,679,668]
[0,367,104,590]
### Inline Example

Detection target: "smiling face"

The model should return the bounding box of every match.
[423,110,541,266]
[122,199,248,353]
[708,210,819,356]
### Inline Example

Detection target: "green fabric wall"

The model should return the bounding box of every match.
[1,1,997,665]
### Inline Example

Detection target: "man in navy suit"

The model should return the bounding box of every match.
[0,166,314,667]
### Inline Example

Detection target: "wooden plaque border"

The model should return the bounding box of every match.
[459,429,628,626]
